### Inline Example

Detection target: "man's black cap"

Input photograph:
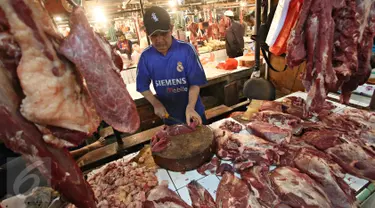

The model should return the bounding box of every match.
[143,6,171,36]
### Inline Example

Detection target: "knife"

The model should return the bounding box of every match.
[164,113,195,131]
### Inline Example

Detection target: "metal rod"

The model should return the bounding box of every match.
[114,129,124,145]
[254,0,261,71]
[66,0,78,7]
[139,0,151,46]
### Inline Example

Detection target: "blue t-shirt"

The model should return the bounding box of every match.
[136,37,208,125]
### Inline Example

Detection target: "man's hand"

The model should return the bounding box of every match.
[186,105,202,126]
[154,102,168,118]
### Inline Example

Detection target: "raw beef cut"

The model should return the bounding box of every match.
[326,139,375,181]
[60,7,140,133]
[214,129,278,167]
[301,129,375,180]
[250,111,302,129]
[340,0,375,103]
[282,96,336,119]
[0,66,96,208]
[216,172,262,208]
[1,0,101,134]
[270,167,333,208]
[187,181,216,208]
[249,110,320,135]
[277,143,357,208]
[320,112,375,149]
[332,0,359,81]
[219,120,243,133]
[258,101,283,112]
[292,148,357,208]
[197,157,221,176]
[74,161,158,208]
[246,121,292,144]
[144,183,192,208]
[0,0,142,207]
[240,166,283,207]
[151,122,198,152]
[286,0,375,111]
[216,163,235,176]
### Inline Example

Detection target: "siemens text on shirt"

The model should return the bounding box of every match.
[154,78,187,87]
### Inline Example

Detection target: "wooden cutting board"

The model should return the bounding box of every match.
[152,125,215,172]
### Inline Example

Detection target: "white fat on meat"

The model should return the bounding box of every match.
[0,0,100,133]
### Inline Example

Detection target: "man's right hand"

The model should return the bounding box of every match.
[153,102,168,118]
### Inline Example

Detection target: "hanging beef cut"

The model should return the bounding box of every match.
[0,0,140,207]
[286,0,375,112]
[60,7,139,133]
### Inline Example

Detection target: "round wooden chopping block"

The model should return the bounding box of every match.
[152,125,215,172]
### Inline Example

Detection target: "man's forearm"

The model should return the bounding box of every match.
[188,85,200,108]
[141,90,162,107]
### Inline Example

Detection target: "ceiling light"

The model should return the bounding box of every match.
[55,16,62,21]
[169,0,176,7]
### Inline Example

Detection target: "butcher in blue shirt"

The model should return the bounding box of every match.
[136,6,207,126]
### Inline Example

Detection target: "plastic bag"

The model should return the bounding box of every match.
[269,0,303,55]
[216,58,238,70]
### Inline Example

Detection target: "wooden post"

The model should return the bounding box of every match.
[369,90,375,110]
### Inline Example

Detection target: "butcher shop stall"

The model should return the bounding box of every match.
[1,0,375,208]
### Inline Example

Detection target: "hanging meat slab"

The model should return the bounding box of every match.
[0,66,96,208]
[286,0,375,112]
[59,7,140,133]
[152,125,215,172]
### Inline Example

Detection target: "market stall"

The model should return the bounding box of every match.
[70,91,375,208]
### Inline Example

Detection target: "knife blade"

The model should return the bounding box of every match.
[164,113,195,131]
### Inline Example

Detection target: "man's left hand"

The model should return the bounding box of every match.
[186,106,202,126]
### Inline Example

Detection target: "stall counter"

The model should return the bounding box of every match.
[79,91,374,206]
